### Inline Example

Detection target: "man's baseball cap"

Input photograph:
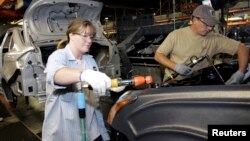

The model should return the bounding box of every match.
[192,5,218,26]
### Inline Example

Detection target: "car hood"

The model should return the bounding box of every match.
[23,0,103,44]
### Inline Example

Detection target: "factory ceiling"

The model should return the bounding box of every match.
[0,0,204,24]
[0,0,245,24]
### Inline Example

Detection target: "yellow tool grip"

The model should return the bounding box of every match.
[111,78,119,87]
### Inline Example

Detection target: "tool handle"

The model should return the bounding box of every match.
[111,75,154,87]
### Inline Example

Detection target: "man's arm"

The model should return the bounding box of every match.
[154,52,176,70]
[237,43,249,73]
[154,52,192,76]
[225,43,250,85]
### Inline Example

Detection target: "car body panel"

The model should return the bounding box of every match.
[0,27,45,98]
[23,0,103,44]
[109,85,250,141]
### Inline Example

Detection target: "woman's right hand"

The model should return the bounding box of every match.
[80,69,111,96]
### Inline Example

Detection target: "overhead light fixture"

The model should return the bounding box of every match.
[201,0,225,10]
[15,0,23,10]
[11,19,23,25]
[202,0,212,7]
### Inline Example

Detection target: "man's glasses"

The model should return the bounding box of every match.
[75,33,95,40]
[196,17,214,29]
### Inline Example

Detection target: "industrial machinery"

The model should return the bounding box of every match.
[117,21,189,85]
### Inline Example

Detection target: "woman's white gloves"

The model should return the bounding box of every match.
[174,64,192,76]
[80,69,111,96]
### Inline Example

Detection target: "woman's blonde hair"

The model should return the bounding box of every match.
[57,17,96,49]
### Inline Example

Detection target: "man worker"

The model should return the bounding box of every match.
[154,5,249,84]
